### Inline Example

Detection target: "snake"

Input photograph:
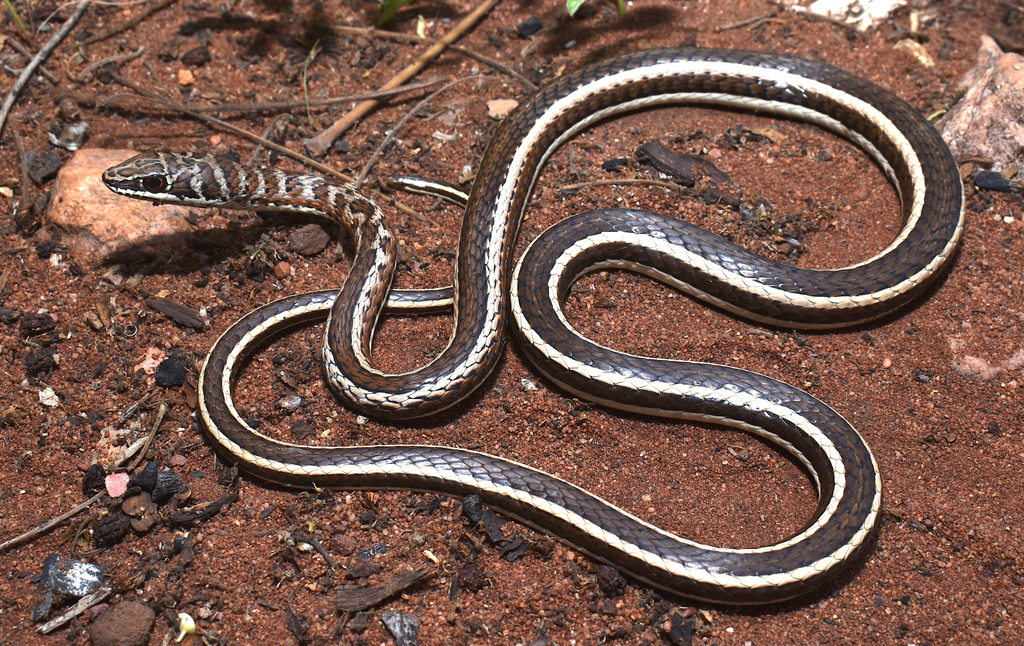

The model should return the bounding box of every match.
[102,48,964,604]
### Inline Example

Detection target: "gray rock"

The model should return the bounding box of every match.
[41,554,104,596]
[381,610,419,646]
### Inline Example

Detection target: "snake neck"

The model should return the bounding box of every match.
[103,151,384,241]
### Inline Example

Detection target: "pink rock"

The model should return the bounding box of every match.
[105,472,130,498]
[133,347,167,375]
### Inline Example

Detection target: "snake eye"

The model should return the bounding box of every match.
[142,175,167,192]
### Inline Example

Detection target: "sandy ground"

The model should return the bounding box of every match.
[1,0,1022,644]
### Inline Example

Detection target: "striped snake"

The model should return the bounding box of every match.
[103,48,964,604]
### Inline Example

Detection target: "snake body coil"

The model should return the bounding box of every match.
[103,48,963,603]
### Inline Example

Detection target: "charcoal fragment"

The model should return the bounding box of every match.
[131,461,158,492]
[154,359,187,387]
[455,563,489,592]
[82,463,106,497]
[20,312,56,336]
[974,170,1013,192]
[517,16,542,37]
[180,45,211,67]
[152,471,183,504]
[93,514,131,548]
[25,346,58,377]
[0,307,22,324]
[461,494,484,523]
[26,150,62,185]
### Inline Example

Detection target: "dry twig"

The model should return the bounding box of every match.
[6,38,59,84]
[714,7,781,32]
[557,178,692,194]
[37,586,113,634]
[0,0,91,138]
[108,73,443,227]
[334,24,538,92]
[80,0,179,45]
[73,45,146,82]
[109,77,448,114]
[355,75,480,186]
[304,0,501,155]
[0,401,169,553]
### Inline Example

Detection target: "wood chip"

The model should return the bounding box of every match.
[335,566,435,612]
[145,296,206,330]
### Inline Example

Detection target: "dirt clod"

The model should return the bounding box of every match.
[87,602,155,646]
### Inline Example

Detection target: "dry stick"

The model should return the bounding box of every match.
[714,7,780,32]
[110,72,355,182]
[6,38,60,84]
[0,265,11,297]
[74,45,146,82]
[557,178,691,194]
[0,402,170,553]
[37,586,113,634]
[0,492,104,554]
[355,75,479,186]
[791,5,859,32]
[79,0,179,46]
[9,122,38,231]
[109,74,441,227]
[334,25,537,92]
[109,77,448,114]
[248,113,294,166]
[304,0,501,156]
[124,403,169,471]
[0,0,91,138]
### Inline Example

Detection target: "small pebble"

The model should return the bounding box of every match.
[330,533,358,555]
[180,46,211,67]
[39,387,60,407]
[487,99,518,119]
[519,378,538,392]
[288,224,331,256]
[350,611,369,633]
[273,261,292,278]
[277,394,302,411]
[26,149,62,184]
[177,68,195,85]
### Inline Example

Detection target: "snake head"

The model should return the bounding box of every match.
[102,152,230,206]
